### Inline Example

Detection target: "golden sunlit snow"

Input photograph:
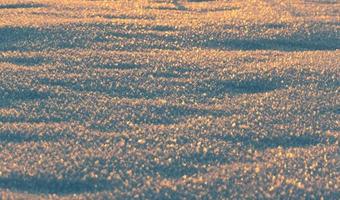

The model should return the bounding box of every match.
[0,0,339,199]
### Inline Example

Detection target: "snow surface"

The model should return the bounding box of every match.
[0,0,339,199]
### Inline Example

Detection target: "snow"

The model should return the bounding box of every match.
[0,0,339,199]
